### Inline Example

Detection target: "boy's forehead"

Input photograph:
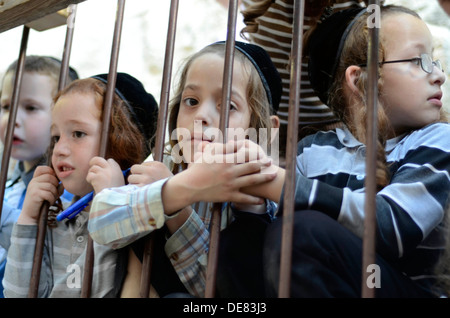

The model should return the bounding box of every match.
[0,72,14,99]
[1,71,58,104]
[380,13,432,55]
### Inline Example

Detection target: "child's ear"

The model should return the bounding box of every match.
[344,65,363,95]
[270,115,280,129]
[269,115,280,144]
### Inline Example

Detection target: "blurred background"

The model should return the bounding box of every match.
[0,0,245,105]
[0,0,448,112]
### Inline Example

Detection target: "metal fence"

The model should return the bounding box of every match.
[0,0,380,298]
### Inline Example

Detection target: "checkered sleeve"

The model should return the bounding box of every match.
[88,179,169,249]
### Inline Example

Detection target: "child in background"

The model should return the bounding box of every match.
[236,5,449,297]
[0,56,78,297]
[87,41,281,297]
[3,73,158,297]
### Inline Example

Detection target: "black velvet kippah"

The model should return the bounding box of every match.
[213,41,282,114]
[91,73,158,147]
[307,7,366,105]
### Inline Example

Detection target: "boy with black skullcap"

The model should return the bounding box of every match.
[3,72,159,298]
[87,41,282,298]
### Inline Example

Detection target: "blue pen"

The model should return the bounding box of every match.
[56,168,130,221]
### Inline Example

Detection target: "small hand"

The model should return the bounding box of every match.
[127,161,173,187]
[87,157,124,194]
[19,166,61,225]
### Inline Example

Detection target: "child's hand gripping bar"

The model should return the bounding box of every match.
[56,168,130,221]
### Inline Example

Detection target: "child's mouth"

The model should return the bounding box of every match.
[57,165,75,179]
[12,136,24,145]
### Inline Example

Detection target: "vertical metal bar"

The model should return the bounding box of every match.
[28,191,49,297]
[204,0,238,298]
[362,0,379,298]
[29,4,78,298]
[152,0,179,163]
[81,0,126,298]
[278,0,304,298]
[0,26,29,220]
[58,4,77,91]
[8,26,43,299]
[140,0,179,298]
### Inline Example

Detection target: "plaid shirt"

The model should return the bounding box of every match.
[88,177,276,297]
[4,211,120,298]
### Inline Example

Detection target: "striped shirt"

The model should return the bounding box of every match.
[88,177,276,297]
[3,211,120,298]
[240,0,365,127]
[288,123,450,292]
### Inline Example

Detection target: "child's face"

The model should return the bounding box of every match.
[0,72,54,166]
[380,13,446,136]
[51,92,101,197]
[176,53,252,162]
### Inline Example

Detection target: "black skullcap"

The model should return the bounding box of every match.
[213,41,282,114]
[91,73,158,146]
[307,7,366,105]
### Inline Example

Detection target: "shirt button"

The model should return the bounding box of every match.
[76,236,84,243]
[171,253,179,261]
[148,218,156,226]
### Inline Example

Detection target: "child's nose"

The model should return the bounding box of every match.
[53,138,70,157]
[194,101,216,126]
[13,108,25,127]
[432,65,446,85]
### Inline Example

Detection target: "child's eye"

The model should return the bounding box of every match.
[1,104,10,112]
[411,58,421,66]
[25,105,38,112]
[219,103,238,111]
[73,131,86,138]
[51,135,60,144]
[182,98,198,107]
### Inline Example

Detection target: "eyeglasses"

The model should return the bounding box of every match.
[359,53,444,74]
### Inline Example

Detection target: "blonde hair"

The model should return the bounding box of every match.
[167,43,276,171]
[321,5,447,190]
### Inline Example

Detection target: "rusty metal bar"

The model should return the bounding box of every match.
[28,193,49,297]
[28,4,78,298]
[80,0,126,298]
[139,0,179,298]
[8,26,42,299]
[0,26,29,221]
[58,4,77,91]
[278,0,304,298]
[204,0,239,298]
[361,0,380,298]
